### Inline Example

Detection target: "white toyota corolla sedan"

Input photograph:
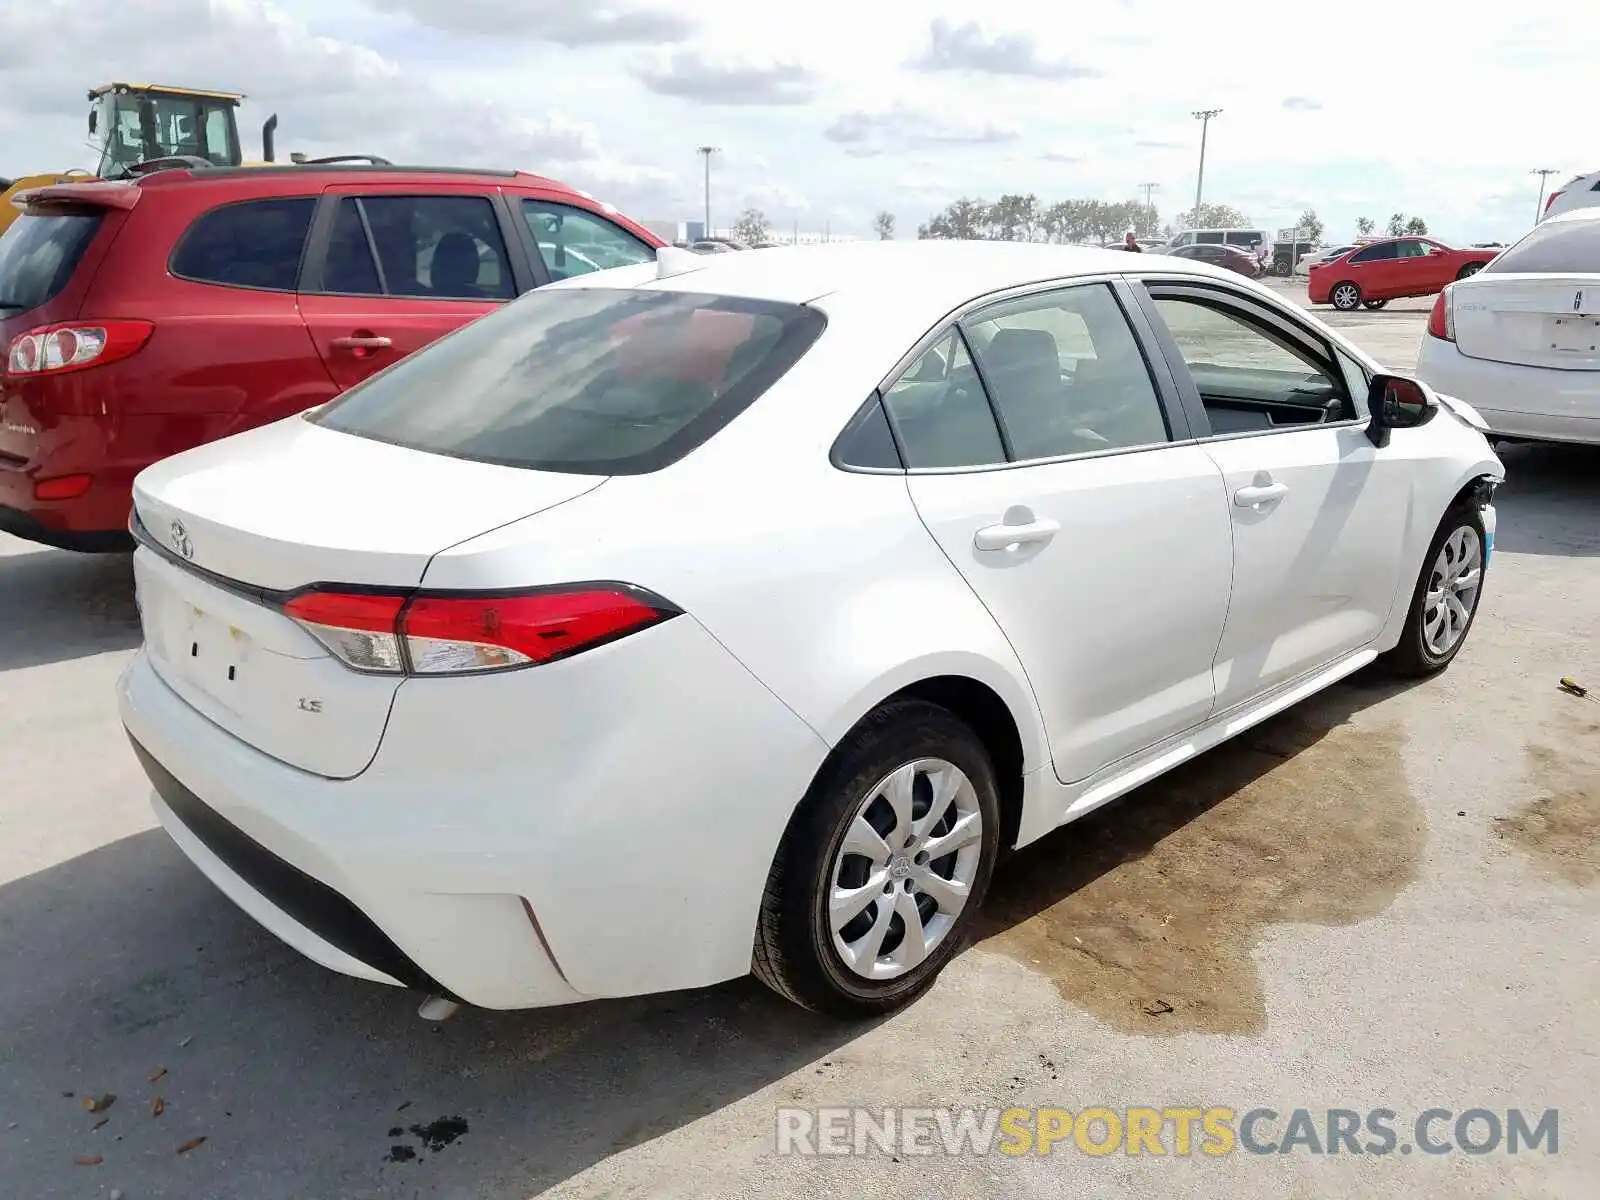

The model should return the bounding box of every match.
[118,240,1504,1018]
[1417,207,1600,446]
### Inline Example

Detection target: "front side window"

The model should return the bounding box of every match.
[314,194,514,300]
[880,330,1005,469]
[170,197,315,291]
[964,284,1169,459]
[310,288,825,475]
[521,200,656,280]
[1152,295,1354,433]
[1396,239,1434,259]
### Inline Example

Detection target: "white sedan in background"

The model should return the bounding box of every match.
[1418,208,1600,445]
[119,241,1503,1019]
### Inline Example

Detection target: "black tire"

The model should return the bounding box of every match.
[1381,502,1488,677]
[1330,281,1363,311]
[1457,262,1484,280]
[1362,298,1388,310]
[751,699,1002,1017]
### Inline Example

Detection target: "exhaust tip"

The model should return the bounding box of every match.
[417,995,461,1022]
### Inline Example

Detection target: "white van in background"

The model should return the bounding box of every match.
[1162,227,1272,261]
[1540,171,1600,222]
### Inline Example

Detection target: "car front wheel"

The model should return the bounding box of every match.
[752,699,1002,1016]
[1331,281,1363,311]
[1382,503,1488,677]
[1457,262,1485,280]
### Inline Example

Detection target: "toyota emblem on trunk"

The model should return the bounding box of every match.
[169,519,193,560]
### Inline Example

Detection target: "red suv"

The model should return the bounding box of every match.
[0,164,665,551]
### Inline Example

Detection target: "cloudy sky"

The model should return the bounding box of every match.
[2,0,1594,243]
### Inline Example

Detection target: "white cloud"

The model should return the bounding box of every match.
[2,0,1597,241]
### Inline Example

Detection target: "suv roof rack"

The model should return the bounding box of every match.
[135,163,528,185]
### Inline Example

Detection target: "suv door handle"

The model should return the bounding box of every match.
[1234,482,1289,507]
[330,335,393,350]
[974,517,1060,551]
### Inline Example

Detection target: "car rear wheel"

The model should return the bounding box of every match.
[1330,281,1363,311]
[1382,503,1487,677]
[1457,262,1484,280]
[752,699,1002,1016]
[1362,298,1388,310]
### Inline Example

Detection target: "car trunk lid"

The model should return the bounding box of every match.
[1452,273,1600,371]
[130,416,606,777]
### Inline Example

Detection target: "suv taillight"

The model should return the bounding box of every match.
[1544,190,1563,215]
[5,320,153,378]
[1427,286,1456,342]
[282,584,681,675]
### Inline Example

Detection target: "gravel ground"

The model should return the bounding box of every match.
[0,295,1595,1199]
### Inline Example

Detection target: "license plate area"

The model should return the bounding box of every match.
[1546,315,1600,353]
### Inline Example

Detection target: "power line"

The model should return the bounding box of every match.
[697,145,719,236]
[1138,181,1160,229]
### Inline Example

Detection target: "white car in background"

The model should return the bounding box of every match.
[1539,170,1600,223]
[1296,244,1357,275]
[1418,208,1600,446]
[119,241,1503,1019]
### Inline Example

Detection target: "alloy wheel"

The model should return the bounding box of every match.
[1422,525,1482,657]
[1332,283,1360,310]
[827,758,984,982]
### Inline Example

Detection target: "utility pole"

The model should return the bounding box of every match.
[1530,168,1559,222]
[696,145,718,237]
[1191,109,1221,223]
[1138,181,1160,233]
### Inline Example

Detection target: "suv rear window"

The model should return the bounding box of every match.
[1483,219,1600,275]
[0,210,104,317]
[170,197,315,291]
[309,287,827,474]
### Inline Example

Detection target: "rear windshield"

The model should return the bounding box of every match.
[1483,219,1600,275]
[309,287,827,474]
[0,210,104,318]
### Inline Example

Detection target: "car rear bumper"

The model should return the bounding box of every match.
[1417,335,1600,446]
[0,455,138,548]
[0,500,132,551]
[118,610,831,1009]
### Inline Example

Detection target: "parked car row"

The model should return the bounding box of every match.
[0,163,666,551]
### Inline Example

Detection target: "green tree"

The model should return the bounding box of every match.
[1385,212,1407,237]
[985,193,1041,241]
[1403,216,1429,235]
[1355,215,1376,236]
[1296,208,1324,243]
[733,207,771,244]
[872,211,896,240]
[918,198,989,239]
[1174,202,1250,230]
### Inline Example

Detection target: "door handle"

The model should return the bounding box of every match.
[330,335,393,350]
[974,517,1060,551]
[1233,482,1289,507]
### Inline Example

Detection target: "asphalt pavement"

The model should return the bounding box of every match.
[1,293,1595,1199]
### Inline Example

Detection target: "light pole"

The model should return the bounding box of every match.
[1530,168,1559,222]
[1191,109,1221,222]
[1138,181,1159,234]
[697,145,719,237]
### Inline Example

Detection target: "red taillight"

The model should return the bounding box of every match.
[1427,285,1456,342]
[33,473,93,501]
[4,319,153,378]
[283,585,679,675]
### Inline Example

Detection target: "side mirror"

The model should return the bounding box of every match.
[1365,373,1439,447]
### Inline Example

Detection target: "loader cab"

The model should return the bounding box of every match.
[88,83,245,178]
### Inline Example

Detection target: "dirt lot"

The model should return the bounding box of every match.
[0,295,1595,1199]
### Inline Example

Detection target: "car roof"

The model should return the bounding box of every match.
[550,239,1246,309]
[1545,206,1600,225]
[126,163,580,195]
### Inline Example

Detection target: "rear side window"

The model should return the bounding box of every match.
[0,211,103,316]
[1484,220,1600,274]
[520,200,656,280]
[315,194,514,300]
[1349,242,1398,263]
[169,197,315,291]
[309,288,826,474]
[881,330,1005,469]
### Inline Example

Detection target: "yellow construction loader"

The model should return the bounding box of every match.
[1,82,311,237]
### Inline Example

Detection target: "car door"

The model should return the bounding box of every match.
[511,194,659,281]
[1415,239,1459,293]
[886,278,1234,785]
[1390,238,1440,298]
[297,186,530,391]
[1345,241,1399,297]
[1130,277,1414,712]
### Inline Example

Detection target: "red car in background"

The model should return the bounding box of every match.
[1165,242,1266,279]
[1308,236,1498,311]
[0,164,665,551]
